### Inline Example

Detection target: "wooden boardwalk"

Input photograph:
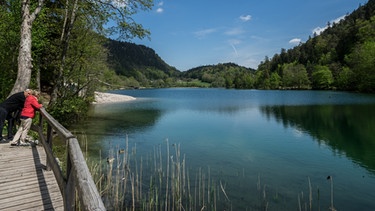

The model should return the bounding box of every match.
[0,141,64,211]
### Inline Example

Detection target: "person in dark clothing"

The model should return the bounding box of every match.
[0,89,31,141]
[6,109,20,140]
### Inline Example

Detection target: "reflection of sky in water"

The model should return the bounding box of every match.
[75,89,375,210]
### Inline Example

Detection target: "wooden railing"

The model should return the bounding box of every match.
[31,107,106,211]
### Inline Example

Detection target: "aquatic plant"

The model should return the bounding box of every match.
[82,136,336,210]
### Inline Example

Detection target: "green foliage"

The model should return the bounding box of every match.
[181,63,256,89]
[0,1,21,99]
[255,0,375,92]
[2,0,375,128]
[175,79,211,88]
[124,76,141,88]
[49,96,90,125]
[269,72,281,89]
[336,67,355,90]
[345,41,375,92]
[105,40,180,87]
[282,62,310,89]
[311,65,334,89]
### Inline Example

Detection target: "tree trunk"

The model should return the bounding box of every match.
[9,0,43,96]
[49,0,78,106]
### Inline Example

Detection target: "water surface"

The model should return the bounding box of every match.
[73,88,375,210]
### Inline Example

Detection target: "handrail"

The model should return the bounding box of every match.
[31,107,106,211]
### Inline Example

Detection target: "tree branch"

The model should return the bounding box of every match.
[30,0,44,22]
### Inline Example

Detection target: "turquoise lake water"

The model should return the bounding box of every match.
[73,88,375,210]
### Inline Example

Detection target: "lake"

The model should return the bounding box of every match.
[72,88,375,210]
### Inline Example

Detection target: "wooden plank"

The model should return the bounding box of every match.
[0,107,106,211]
[0,142,64,210]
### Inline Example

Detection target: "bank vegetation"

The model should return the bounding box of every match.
[1,0,374,126]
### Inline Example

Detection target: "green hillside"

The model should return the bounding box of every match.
[105,39,180,87]
[181,63,256,89]
[103,0,375,92]
[256,0,375,92]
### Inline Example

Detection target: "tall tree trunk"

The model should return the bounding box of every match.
[9,0,43,96]
[49,0,78,106]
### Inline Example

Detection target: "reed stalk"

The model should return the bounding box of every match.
[194,171,198,210]
[308,177,312,211]
[327,176,336,211]
[131,173,135,211]
[220,181,230,201]
[202,170,205,208]
[140,157,143,203]
[198,167,202,207]
[165,139,170,211]
[83,136,340,211]
[182,155,186,196]
[208,166,211,204]
[153,147,157,173]
[187,168,191,209]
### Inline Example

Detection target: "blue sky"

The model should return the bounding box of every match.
[132,0,368,71]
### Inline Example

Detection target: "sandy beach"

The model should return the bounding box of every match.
[93,91,136,104]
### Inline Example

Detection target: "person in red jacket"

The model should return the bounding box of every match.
[0,89,31,141]
[10,90,43,146]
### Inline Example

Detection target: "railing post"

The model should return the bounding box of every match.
[34,108,106,211]
[65,137,75,211]
[46,124,53,171]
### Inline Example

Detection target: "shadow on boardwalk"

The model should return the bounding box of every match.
[0,141,64,210]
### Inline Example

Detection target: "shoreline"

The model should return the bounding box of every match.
[93,91,136,104]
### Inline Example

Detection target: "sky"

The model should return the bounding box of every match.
[131,0,368,71]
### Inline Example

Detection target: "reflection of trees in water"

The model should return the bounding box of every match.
[70,108,163,153]
[259,104,375,173]
[81,108,162,133]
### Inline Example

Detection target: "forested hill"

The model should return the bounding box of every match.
[256,0,375,92]
[105,40,256,88]
[104,0,375,92]
[181,63,256,89]
[105,39,180,80]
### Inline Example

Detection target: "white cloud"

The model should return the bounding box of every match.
[289,38,301,45]
[312,14,347,35]
[156,1,164,13]
[333,15,346,24]
[194,28,217,39]
[240,15,252,22]
[312,26,325,35]
[156,7,164,13]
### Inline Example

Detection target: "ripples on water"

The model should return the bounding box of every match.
[74,88,375,210]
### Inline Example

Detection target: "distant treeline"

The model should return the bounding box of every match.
[107,0,375,92]
[1,0,374,125]
[255,0,375,92]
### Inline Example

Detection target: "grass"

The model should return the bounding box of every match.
[81,136,336,211]
[85,137,233,211]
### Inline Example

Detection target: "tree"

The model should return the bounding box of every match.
[282,62,310,89]
[311,65,334,89]
[2,0,153,97]
[255,57,271,89]
[9,0,44,96]
[269,72,281,89]
[336,67,355,90]
[49,0,153,106]
[345,41,375,92]
[0,1,21,98]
